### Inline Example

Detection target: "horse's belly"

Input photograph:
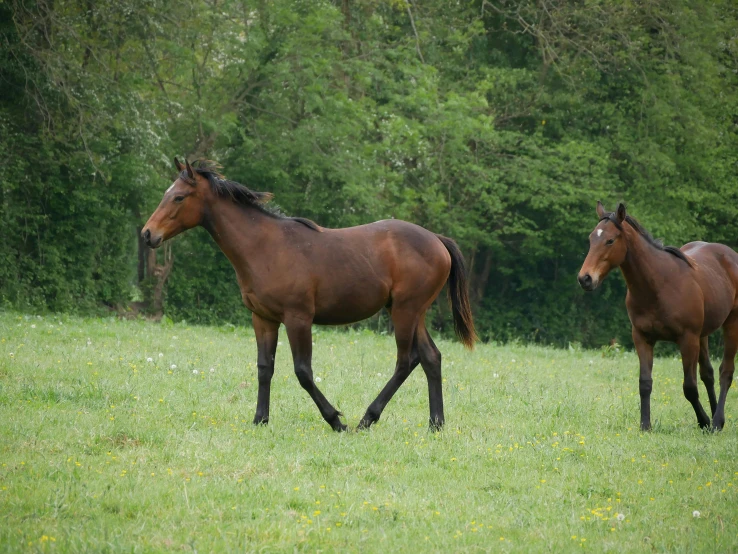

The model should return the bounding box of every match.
[702,301,732,336]
[313,298,388,325]
[313,282,390,325]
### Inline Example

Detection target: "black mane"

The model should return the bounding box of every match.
[182,160,320,232]
[600,205,693,267]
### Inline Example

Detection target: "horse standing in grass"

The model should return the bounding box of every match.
[142,159,477,431]
[578,201,738,431]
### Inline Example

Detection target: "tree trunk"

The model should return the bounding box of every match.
[148,243,174,319]
[473,250,494,304]
[136,226,146,282]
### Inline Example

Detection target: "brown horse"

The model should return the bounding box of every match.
[578,201,738,431]
[142,159,477,431]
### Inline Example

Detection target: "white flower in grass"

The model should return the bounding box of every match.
[693,510,701,518]
[170,364,177,370]
[616,513,625,521]
[158,353,164,358]
[493,373,499,378]
[377,373,383,377]
[511,358,516,363]
[193,370,198,375]
[210,368,215,373]
[31,324,36,329]
[147,357,153,363]
[315,377,322,383]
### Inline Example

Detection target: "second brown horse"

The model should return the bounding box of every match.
[142,159,477,431]
[579,201,738,431]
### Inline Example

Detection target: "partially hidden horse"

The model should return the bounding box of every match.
[578,201,738,431]
[142,159,477,431]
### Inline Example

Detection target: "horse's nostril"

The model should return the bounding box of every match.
[143,229,151,241]
[578,274,592,288]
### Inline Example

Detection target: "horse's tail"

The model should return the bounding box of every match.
[436,235,478,350]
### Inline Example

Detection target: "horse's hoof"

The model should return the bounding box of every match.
[253,416,269,426]
[428,419,444,432]
[356,420,371,431]
[329,415,348,432]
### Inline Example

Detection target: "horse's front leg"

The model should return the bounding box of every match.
[633,329,654,431]
[284,315,347,432]
[252,313,280,425]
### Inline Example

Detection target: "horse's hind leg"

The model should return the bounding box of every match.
[417,321,444,430]
[698,336,718,416]
[679,333,711,429]
[713,313,738,430]
[284,316,347,432]
[358,307,420,429]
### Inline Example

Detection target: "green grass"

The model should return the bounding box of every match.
[0,312,736,553]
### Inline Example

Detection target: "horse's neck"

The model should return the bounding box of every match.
[619,230,674,304]
[203,200,280,287]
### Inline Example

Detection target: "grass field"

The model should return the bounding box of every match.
[1,312,737,553]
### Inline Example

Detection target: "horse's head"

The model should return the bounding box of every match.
[577,201,629,291]
[142,158,209,248]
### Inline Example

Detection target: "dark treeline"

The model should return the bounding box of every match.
[1,0,737,347]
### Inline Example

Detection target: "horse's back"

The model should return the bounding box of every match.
[309,219,450,322]
[682,241,738,274]
[353,219,451,283]
[682,241,738,320]
[331,219,448,264]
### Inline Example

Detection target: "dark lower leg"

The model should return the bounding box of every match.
[286,319,346,432]
[359,312,418,429]
[358,352,419,429]
[633,330,654,431]
[698,336,717,416]
[252,315,279,425]
[681,335,711,428]
[683,382,711,428]
[419,327,444,430]
[712,364,733,430]
[639,377,653,431]
[713,322,738,430]
[254,363,274,424]
[294,365,347,431]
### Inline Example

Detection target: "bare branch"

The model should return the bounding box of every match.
[405,0,424,64]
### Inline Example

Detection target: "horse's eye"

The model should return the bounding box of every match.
[606,238,615,245]
[174,195,185,204]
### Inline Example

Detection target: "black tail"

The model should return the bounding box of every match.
[436,235,478,349]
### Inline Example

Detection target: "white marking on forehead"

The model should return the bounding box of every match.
[597,229,603,237]
[166,182,175,193]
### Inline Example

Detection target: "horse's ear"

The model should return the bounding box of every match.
[174,157,184,172]
[185,159,195,180]
[596,200,606,219]
[616,202,626,223]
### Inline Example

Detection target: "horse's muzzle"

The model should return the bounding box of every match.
[578,273,595,291]
[142,228,162,249]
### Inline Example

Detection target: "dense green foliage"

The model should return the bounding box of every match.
[2,1,737,346]
[2,313,738,551]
